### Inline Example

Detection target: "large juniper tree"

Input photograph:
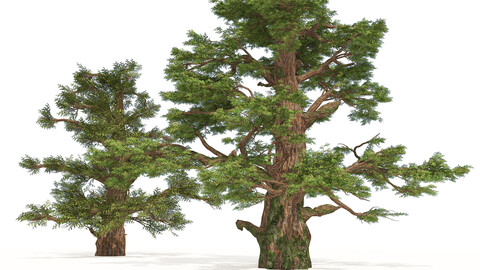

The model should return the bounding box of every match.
[162,0,471,269]
[18,60,204,256]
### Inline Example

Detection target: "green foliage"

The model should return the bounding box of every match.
[19,60,205,238]
[160,0,471,223]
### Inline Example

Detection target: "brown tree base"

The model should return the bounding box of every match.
[95,226,126,256]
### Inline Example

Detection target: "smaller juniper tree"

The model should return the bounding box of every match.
[18,60,205,256]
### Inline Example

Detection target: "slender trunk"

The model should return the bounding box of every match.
[94,188,128,256]
[257,192,311,269]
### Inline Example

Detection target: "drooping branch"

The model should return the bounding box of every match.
[236,219,264,239]
[328,193,361,217]
[302,204,340,221]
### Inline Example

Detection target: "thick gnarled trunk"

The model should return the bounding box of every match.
[95,225,126,256]
[259,51,311,268]
[258,192,311,269]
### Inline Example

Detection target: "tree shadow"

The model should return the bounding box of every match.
[20,251,431,269]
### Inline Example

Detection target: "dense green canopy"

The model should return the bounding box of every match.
[19,60,204,237]
[162,0,470,223]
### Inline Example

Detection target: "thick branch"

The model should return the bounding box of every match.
[235,219,264,239]
[303,100,341,129]
[306,88,334,114]
[302,204,340,221]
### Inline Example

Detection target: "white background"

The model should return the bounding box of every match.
[1,0,479,269]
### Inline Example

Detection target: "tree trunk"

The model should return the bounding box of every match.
[257,192,311,269]
[259,51,311,269]
[94,188,128,256]
[95,225,126,256]
[236,51,313,269]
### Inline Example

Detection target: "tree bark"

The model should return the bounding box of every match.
[259,51,311,269]
[95,225,126,256]
[94,188,128,256]
[257,192,311,269]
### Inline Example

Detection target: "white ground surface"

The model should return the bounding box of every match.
[1,248,477,270]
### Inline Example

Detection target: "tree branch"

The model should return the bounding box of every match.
[182,108,234,115]
[238,44,275,85]
[302,204,340,221]
[306,88,334,114]
[235,83,254,98]
[303,100,341,129]
[157,143,213,166]
[195,131,226,157]
[238,127,259,157]
[52,118,82,126]
[235,219,264,239]
[184,58,225,71]
[297,36,358,83]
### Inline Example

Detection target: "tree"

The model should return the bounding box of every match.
[18,60,205,256]
[161,0,471,269]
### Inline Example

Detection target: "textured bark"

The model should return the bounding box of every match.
[235,51,319,269]
[94,188,128,256]
[257,192,311,269]
[260,51,311,269]
[95,225,126,256]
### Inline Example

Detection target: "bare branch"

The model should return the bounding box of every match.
[31,215,59,223]
[302,204,340,221]
[236,219,264,239]
[352,133,380,160]
[235,83,254,98]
